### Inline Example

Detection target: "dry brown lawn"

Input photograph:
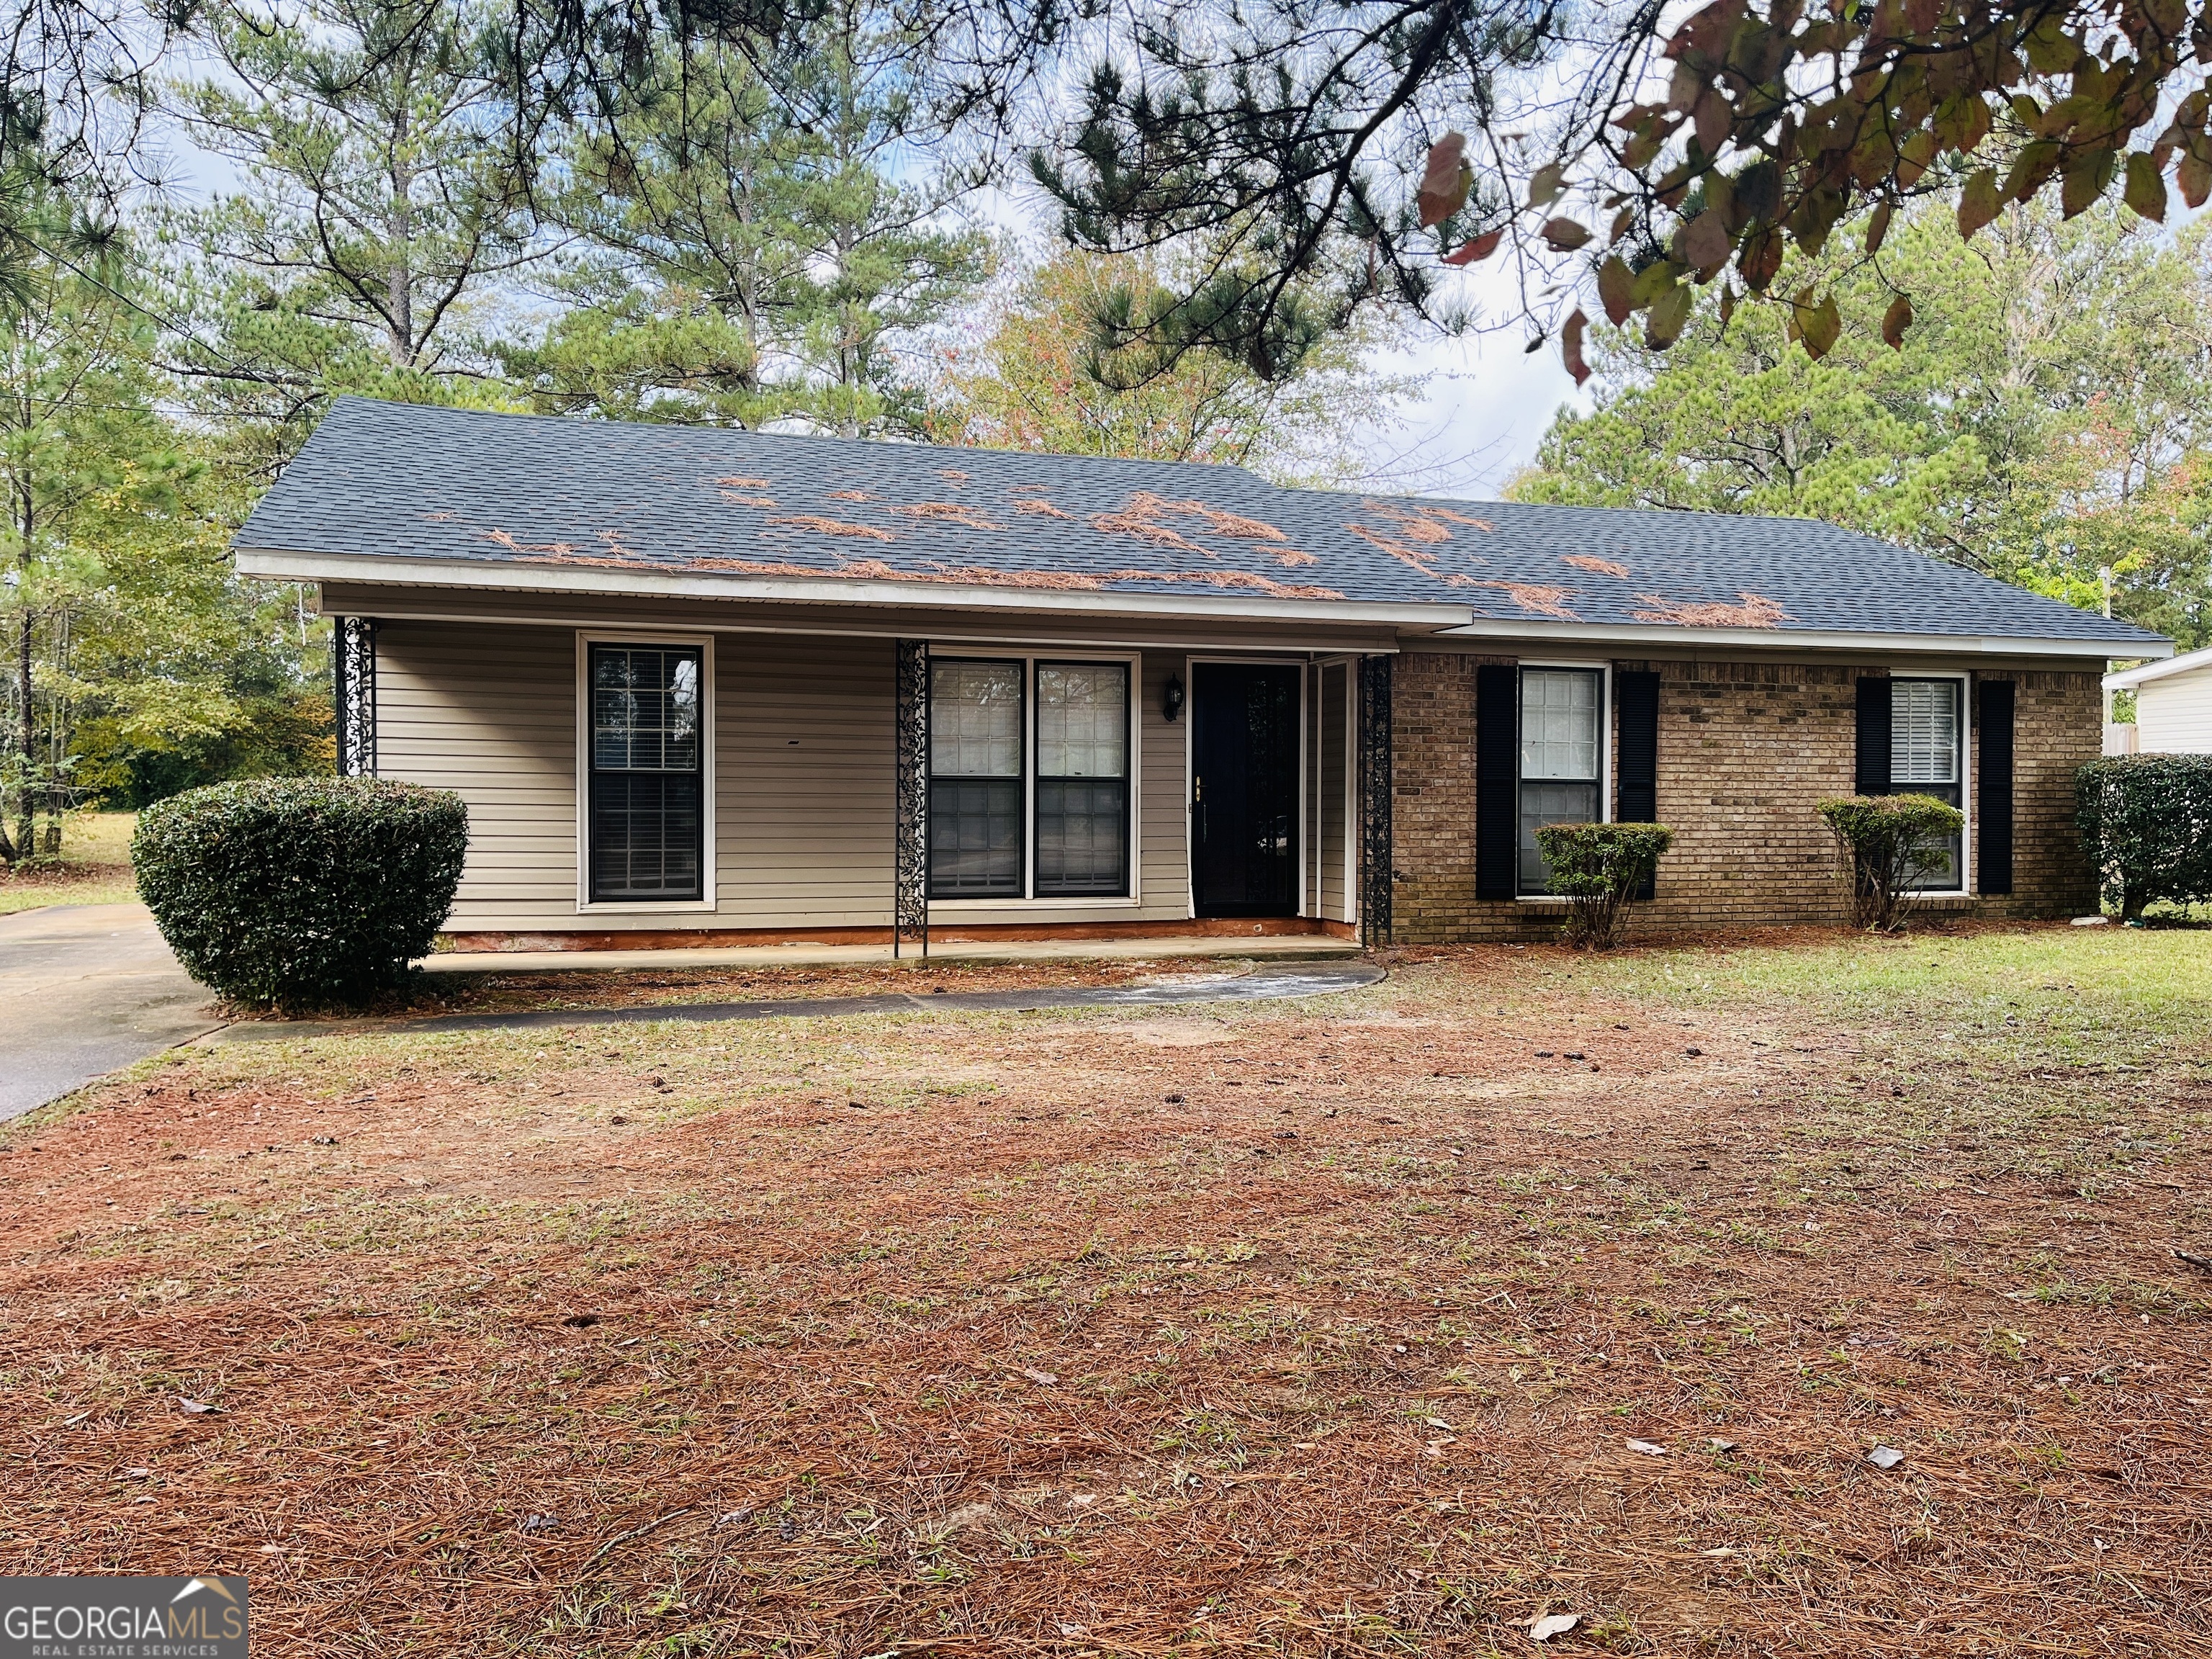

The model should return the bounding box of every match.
[4,925,2209,1657]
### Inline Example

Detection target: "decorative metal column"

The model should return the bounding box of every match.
[333,616,379,778]
[893,639,930,957]
[1357,653,1393,946]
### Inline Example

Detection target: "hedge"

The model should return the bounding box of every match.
[1530,822,1674,950]
[1817,794,1964,932]
[135,778,468,1010]
[2077,754,2212,920]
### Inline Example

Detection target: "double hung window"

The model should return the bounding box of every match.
[1518,667,1604,894]
[588,642,704,902]
[1891,677,1966,891]
[928,657,1130,900]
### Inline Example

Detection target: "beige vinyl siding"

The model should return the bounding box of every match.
[1320,661,1349,921]
[375,621,1205,934]
[376,621,578,924]
[2136,667,2212,753]
[715,633,894,929]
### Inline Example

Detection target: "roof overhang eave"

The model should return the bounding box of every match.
[2102,643,2211,690]
[1434,616,2168,660]
[233,546,1478,631]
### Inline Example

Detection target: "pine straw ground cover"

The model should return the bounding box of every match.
[4,926,2210,1658]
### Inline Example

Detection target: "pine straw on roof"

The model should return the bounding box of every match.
[4,935,2208,1656]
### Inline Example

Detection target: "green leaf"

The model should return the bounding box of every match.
[1597,256,1635,325]
[1957,168,2002,239]
[1542,217,1593,251]
[2060,148,2117,219]
[1528,162,1568,210]
[2123,150,2169,222]
[1797,289,1841,359]
[1645,282,1694,349]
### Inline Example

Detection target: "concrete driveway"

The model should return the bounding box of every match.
[0,902,223,1122]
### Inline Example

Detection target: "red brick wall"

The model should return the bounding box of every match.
[1385,649,2101,943]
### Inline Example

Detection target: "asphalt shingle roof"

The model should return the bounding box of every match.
[235,397,2164,647]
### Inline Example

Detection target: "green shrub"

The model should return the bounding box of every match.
[1817,794,1964,932]
[1531,822,1675,950]
[2076,754,2212,920]
[134,778,467,1010]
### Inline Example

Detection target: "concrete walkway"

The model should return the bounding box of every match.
[215,961,1388,1044]
[0,902,223,1121]
[421,932,1363,976]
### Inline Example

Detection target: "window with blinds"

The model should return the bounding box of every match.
[927,657,1133,900]
[1518,667,1604,894]
[928,660,1025,898]
[1890,677,1966,891]
[1035,662,1130,896]
[588,643,704,902]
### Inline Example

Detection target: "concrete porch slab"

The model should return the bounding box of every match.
[421,932,1366,976]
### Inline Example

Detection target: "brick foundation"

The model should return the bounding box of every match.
[1386,649,2101,944]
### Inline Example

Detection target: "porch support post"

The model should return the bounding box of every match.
[333,616,379,778]
[893,638,930,958]
[1358,653,1393,946]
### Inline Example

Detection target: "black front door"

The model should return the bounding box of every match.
[1191,662,1300,917]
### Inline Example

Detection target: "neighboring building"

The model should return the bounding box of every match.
[233,398,2169,949]
[2104,644,2212,755]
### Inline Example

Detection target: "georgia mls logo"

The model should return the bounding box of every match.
[1,1574,249,1658]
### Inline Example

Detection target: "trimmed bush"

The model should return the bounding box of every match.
[2077,754,2212,920]
[135,778,467,1010]
[1817,793,1964,932]
[1531,822,1675,950]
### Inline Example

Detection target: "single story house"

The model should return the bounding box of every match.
[233,397,2168,949]
[2103,644,2212,755]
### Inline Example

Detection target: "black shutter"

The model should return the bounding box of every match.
[1854,676,1893,796]
[1979,679,2015,895]
[1616,670,1661,901]
[1475,662,1518,899]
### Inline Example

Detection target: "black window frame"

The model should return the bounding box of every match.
[925,655,1133,902]
[1033,659,1133,899]
[1515,665,1608,897]
[926,657,1028,902]
[585,639,706,905]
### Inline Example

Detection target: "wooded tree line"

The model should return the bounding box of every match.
[4,0,2210,861]
[0,0,1414,864]
[1513,197,2212,650]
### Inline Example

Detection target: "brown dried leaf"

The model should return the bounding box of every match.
[1682,208,1732,271]
[1418,132,1472,228]
[1881,293,1915,351]
[1865,200,1893,255]
[1542,217,1592,251]
[1442,228,1504,266]
[1561,309,1591,387]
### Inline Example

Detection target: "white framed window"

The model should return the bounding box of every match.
[575,631,716,911]
[929,652,1138,903]
[1891,673,1970,894]
[1518,664,1610,896]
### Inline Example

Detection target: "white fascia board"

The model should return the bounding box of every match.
[233,546,1476,631]
[1433,616,2169,660]
[2103,642,2212,690]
